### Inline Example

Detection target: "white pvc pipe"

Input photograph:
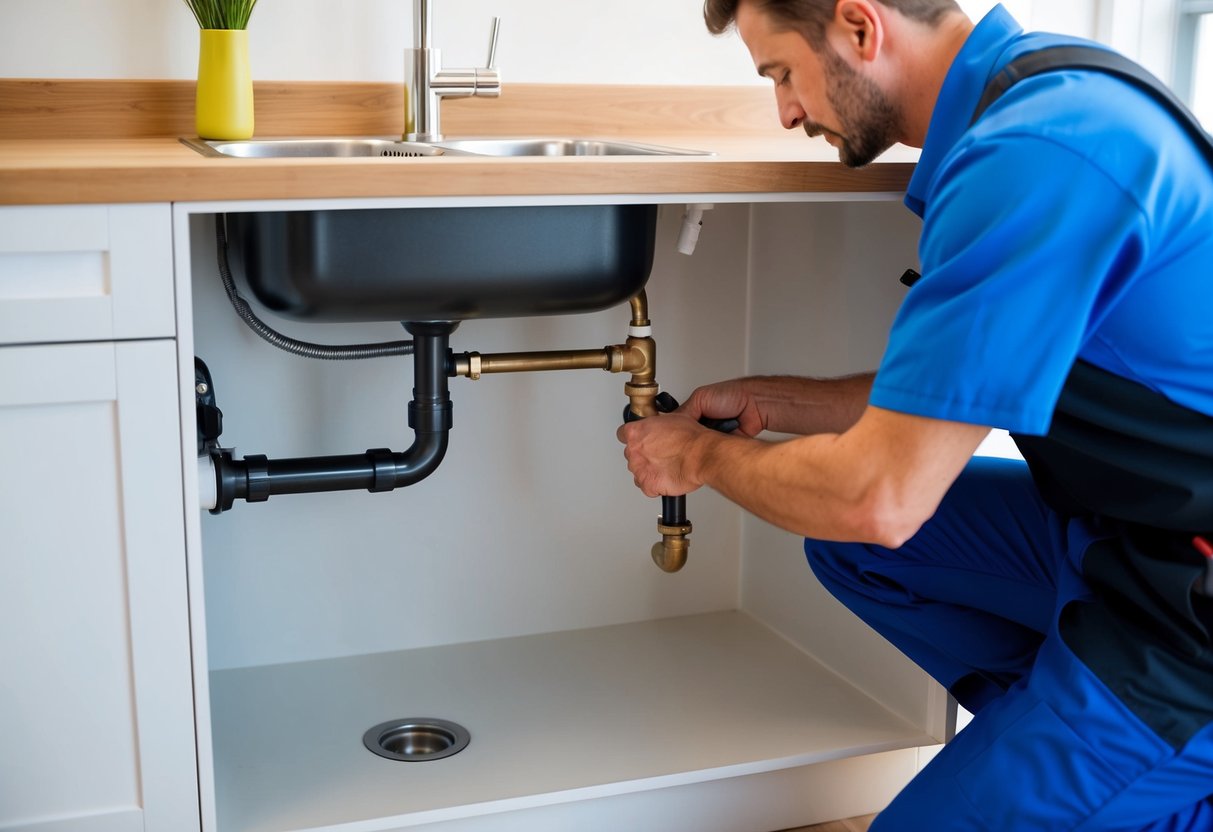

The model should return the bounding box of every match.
[676,203,715,255]
[198,456,218,511]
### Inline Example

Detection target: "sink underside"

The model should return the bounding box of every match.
[183,136,712,159]
[225,205,659,322]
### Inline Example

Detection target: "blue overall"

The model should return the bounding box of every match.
[808,458,1213,830]
[806,6,1213,829]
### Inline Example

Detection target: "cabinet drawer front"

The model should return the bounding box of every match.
[0,204,174,345]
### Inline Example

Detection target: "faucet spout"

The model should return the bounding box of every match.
[404,1,502,141]
[414,0,431,49]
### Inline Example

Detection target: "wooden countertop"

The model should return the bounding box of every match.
[0,80,916,205]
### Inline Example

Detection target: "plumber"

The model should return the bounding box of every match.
[617,1,1213,827]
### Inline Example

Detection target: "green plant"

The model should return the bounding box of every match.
[182,0,259,29]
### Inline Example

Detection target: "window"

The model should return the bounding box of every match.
[953,1,1210,125]
[1174,0,1213,125]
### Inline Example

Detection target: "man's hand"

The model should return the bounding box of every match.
[616,411,723,498]
[617,378,766,497]
[615,373,873,502]
[675,380,766,438]
[618,383,991,546]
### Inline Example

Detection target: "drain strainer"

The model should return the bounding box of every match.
[363,718,470,762]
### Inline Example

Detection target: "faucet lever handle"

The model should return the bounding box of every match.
[486,17,501,69]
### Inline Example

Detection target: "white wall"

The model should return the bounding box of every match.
[0,0,756,85]
[959,0,1098,36]
[737,200,940,729]
[1194,15,1213,126]
[0,0,1183,85]
[959,0,1183,82]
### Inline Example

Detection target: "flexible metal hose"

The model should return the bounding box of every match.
[215,216,415,359]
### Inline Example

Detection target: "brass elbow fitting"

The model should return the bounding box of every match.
[652,521,692,573]
[623,342,658,419]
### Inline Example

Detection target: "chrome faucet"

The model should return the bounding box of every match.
[404,1,502,142]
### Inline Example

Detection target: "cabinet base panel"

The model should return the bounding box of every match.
[207,611,931,831]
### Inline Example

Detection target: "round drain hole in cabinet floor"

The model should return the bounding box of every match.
[363,718,471,762]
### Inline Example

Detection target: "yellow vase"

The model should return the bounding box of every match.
[196,29,254,140]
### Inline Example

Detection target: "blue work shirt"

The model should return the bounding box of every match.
[869,5,1213,435]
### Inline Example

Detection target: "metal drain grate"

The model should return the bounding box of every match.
[363,718,471,762]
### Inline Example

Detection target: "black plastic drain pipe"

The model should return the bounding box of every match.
[207,322,455,513]
[661,496,687,527]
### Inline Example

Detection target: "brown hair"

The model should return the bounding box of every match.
[704,0,961,45]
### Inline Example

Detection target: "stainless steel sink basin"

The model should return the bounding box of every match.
[181,136,711,159]
[428,138,713,157]
[181,137,449,158]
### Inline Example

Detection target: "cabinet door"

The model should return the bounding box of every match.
[0,341,198,832]
[0,204,174,346]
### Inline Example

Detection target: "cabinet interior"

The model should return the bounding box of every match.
[182,199,941,831]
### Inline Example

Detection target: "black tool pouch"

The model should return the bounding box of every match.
[1011,360,1213,629]
[1012,362,1213,748]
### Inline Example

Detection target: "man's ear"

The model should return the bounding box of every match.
[833,0,883,62]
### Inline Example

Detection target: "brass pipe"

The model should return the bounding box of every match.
[622,291,689,571]
[629,290,650,327]
[454,348,610,379]
[449,289,691,572]
[452,345,649,379]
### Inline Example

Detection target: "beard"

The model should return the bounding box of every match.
[807,47,902,168]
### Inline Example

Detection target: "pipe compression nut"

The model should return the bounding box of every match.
[606,345,626,373]
[245,454,271,503]
[458,352,483,380]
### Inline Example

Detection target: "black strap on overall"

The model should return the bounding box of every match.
[970,45,1213,164]
[969,46,1213,531]
[969,46,1213,748]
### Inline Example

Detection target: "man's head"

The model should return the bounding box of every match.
[706,0,965,166]
[705,0,960,43]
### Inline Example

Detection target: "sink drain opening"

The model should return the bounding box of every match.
[363,718,471,762]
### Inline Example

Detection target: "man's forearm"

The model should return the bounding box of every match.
[741,373,874,436]
[686,404,989,546]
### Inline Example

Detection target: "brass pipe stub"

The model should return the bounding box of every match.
[629,290,651,328]
[452,348,615,379]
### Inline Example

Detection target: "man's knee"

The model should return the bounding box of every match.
[804,537,874,596]
[804,536,846,578]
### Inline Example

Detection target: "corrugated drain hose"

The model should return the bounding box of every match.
[215,215,415,359]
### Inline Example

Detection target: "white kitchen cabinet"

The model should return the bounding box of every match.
[176,196,947,832]
[0,205,198,832]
